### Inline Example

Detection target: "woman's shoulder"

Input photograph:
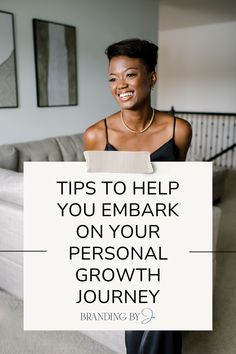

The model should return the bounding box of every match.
[174,115,192,141]
[157,111,191,128]
[83,112,119,150]
[83,118,106,150]
[156,111,192,160]
[156,111,191,136]
[83,118,105,137]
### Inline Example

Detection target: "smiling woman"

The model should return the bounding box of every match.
[83,38,192,354]
[108,55,156,111]
[83,38,191,161]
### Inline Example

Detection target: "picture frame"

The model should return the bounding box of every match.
[33,19,78,107]
[0,10,18,108]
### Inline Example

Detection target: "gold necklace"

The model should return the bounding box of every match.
[120,108,155,134]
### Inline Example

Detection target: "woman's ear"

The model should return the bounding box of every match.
[150,71,157,88]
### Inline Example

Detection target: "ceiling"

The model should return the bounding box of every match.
[159,0,236,30]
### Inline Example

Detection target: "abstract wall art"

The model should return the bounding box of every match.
[0,11,18,108]
[33,19,77,107]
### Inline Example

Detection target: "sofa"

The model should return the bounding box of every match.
[0,133,127,354]
[0,133,224,354]
[0,133,84,298]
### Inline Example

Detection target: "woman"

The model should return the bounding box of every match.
[83,38,192,354]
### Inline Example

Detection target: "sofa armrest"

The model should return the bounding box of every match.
[0,145,18,171]
[0,168,23,206]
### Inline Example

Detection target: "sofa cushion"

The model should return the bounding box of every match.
[0,145,18,171]
[56,133,85,161]
[0,168,23,206]
[15,138,63,172]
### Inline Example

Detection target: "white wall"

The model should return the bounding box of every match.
[157,21,236,112]
[0,0,158,144]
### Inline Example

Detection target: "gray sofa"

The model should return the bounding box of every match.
[0,133,126,354]
[0,133,224,354]
[0,133,85,300]
[0,133,85,172]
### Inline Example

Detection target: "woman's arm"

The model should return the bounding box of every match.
[174,118,192,161]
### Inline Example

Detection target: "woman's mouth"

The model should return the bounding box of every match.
[118,91,134,101]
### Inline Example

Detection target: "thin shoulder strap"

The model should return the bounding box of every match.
[173,115,177,139]
[104,118,109,144]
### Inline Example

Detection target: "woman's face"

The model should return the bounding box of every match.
[108,56,156,110]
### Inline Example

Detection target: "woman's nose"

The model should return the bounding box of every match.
[117,78,128,90]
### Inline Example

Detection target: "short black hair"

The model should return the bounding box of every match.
[105,38,158,73]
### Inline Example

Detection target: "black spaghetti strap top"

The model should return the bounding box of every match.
[104,116,179,161]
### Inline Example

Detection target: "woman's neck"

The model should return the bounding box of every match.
[121,106,154,131]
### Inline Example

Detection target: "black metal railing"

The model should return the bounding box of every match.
[206,143,236,162]
[162,106,236,168]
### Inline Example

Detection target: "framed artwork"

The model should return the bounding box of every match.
[0,11,18,108]
[33,19,77,107]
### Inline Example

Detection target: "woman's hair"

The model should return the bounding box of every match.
[105,38,158,73]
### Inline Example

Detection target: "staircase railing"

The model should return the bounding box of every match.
[164,107,236,168]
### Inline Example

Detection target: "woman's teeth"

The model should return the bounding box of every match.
[119,92,133,98]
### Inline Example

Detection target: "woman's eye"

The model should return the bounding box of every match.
[127,73,136,78]
[109,77,116,82]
